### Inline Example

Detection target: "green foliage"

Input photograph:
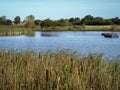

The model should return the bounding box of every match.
[0,16,12,25]
[6,19,12,25]
[25,15,35,22]
[0,16,6,21]
[40,18,71,29]
[0,15,120,31]
[41,18,53,28]
[14,16,21,24]
[69,17,81,25]
[58,19,71,26]
[34,19,41,25]
[111,17,120,25]
[81,15,94,25]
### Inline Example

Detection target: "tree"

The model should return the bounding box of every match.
[69,17,80,25]
[58,19,71,26]
[25,15,35,22]
[34,20,41,25]
[69,18,74,22]
[6,19,12,25]
[24,15,35,28]
[103,19,114,25]
[111,17,120,25]
[14,16,21,24]
[81,15,94,25]
[74,17,80,23]
[0,16,6,25]
[91,17,104,25]
[0,16,6,21]
[74,17,80,25]
[41,19,53,28]
[25,22,36,28]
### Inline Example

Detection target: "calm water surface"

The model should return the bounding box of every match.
[0,31,120,59]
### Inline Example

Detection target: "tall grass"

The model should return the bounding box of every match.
[0,25,34,36]
[40,25,113,31]
[0,50,120,90]
[1,25,120,34]
[111,25,120,31]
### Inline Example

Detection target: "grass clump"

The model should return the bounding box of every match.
[0,50,120,90]
[40,25,113,31]
[111,25,120,31]
[0,26,34,36]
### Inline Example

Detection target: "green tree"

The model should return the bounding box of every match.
[14,16,21,24]
[92,17,104,25]
[6,19,12,25]
[74,17,80,23]
[0,16,6,25]
[58,19,71,26]
[81,15,94,25]
[69,18,74,22]
[0,16,6,21]
[111,17,120,25]
[34,20,41,25]
[25,15,35,22]
[41,19,53,28]
[104,19,114,25]
[24,15,35,28]
[69,17,80,25]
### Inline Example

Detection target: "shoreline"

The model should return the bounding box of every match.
[30,25,120,32]
[0,25,120,34]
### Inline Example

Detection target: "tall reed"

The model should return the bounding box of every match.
[0,50,120,90]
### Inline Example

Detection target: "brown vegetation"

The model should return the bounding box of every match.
[0,50,120,90]
[112,25,120,31]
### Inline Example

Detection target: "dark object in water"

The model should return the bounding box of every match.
[101,33,119,38]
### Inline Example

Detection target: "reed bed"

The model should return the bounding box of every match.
[112,25,120,31]
[0,50,120,90]
[1,25,120,34]
[40,25,113,31]
[0,26,34,36]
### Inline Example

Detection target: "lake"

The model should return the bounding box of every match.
[0,31,120,59]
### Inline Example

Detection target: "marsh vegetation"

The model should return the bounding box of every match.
[0,50,120,90]
[0,26,34,36]
[0,15,120,36]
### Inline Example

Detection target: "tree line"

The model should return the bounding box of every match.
[0,15,120,27]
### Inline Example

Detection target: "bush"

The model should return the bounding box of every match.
[25,21,36,28]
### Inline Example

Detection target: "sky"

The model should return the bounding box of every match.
[0,0,120,20]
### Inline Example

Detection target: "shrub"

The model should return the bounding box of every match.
[25,21,36,28]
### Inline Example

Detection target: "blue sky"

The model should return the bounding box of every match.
[0,0,120,20]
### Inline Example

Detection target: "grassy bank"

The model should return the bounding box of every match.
[0,25,120,36]
[0,50,120,90]
[39,25,120,31]
[0,25,34,36]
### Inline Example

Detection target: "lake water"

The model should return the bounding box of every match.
[0,31,120,59]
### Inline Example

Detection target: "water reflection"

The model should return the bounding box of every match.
[40,32,59,37]
[24,32,35,37]
[0,31,120,59]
